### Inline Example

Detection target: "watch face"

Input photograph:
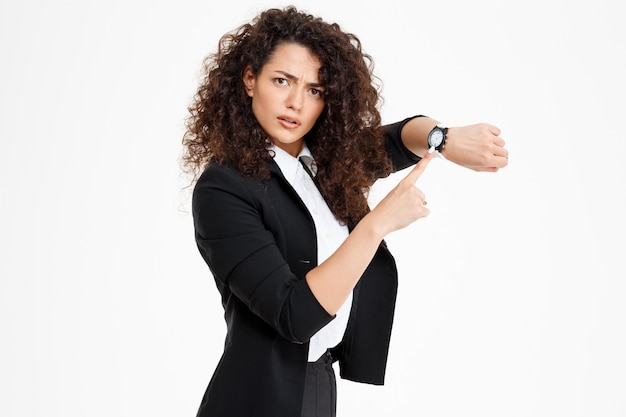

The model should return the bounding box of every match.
[429,129,443,147]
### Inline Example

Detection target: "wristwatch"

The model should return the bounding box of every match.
[427,125,448,152]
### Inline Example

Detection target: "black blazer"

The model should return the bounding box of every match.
[193,117,422,417]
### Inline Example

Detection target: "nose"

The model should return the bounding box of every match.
[286,87,304,112]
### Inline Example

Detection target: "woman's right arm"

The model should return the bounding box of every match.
[193,164,334,342]
[305,151,435,315]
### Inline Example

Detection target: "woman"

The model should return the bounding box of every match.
[181,6,508,417]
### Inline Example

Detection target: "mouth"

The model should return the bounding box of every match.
[278,115,301,128]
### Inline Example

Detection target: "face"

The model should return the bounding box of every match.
[243,43,326,157]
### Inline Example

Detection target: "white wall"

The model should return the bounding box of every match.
[1,1,624,416]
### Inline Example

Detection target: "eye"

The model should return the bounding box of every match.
[309,88,325,98]
[274,78,288,86]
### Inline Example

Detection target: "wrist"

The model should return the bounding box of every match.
[358,211,388,243]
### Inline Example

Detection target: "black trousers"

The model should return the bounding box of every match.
[300,351,337,417]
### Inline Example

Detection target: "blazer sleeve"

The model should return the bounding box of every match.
[192,163,334,342]
[382,115,424,172]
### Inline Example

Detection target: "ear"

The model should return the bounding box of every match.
[243,66,255,97]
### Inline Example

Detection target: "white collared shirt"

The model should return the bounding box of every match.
[270,144,352,362]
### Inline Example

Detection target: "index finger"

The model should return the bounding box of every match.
[484,123,501,136]
[405,150,435,184]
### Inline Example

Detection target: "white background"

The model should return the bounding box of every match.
[1,0,624,416]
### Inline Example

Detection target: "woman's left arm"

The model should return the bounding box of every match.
[400,116,510,172]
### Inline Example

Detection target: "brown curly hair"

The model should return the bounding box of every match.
[181,6,393,226]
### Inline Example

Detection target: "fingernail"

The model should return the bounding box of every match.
[428,146,435,154]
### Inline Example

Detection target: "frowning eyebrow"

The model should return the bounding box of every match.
[275,70,325,89]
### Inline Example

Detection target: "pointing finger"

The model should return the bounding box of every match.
[405,150,435,184]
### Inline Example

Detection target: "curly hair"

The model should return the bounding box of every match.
[181,6,393,226]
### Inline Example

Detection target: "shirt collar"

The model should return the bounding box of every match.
[270,144,315,185]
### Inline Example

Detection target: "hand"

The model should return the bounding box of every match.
[442,123,509,172]
[368,151,434,237]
